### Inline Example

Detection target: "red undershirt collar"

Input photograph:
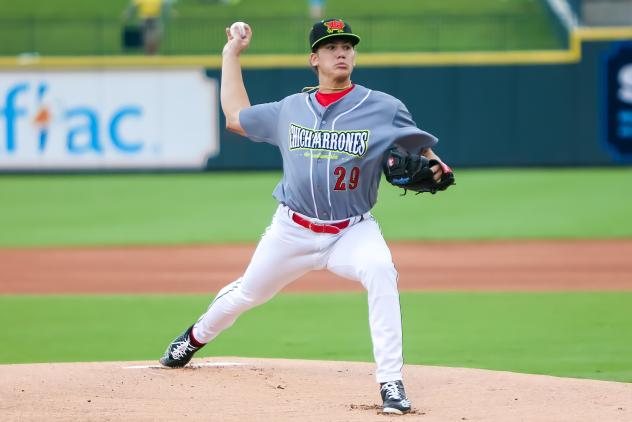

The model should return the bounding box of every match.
[315,84,355,107]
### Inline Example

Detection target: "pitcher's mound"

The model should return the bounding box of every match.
[1,357,630,421]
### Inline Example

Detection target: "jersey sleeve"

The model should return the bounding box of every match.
[238,101,282,145]
[390,101,438,154]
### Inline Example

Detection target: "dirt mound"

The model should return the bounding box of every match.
[1,358,630,421]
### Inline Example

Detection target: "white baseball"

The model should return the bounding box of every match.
[230,21,248,39]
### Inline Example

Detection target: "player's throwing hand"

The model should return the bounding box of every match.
[223,21,252,55]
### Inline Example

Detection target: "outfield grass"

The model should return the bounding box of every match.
[1,168,631,247]
[0,0,561,55]
[1,292,631,382]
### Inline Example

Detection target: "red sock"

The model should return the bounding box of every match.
[189,326,206,347]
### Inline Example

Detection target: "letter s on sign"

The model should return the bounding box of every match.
[618,64,632,104]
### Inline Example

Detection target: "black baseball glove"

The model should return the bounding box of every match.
[382,147,455,194]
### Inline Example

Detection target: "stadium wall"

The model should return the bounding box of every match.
[207,36,631,169]
[1,32,631,171]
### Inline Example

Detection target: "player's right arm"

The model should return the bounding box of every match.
[220,23,252,136]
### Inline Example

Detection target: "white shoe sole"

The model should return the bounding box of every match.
[382,407,407,415]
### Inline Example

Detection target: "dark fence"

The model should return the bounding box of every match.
[0,14,565,56]
[567,0,583,19]
[203,39,628,169]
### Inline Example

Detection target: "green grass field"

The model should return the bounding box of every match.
[1,168,630,247]
[0,0,562,55]
[1,169,631,383]
[2,292,631,382]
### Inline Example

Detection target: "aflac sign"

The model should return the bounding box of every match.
[0,69,218,170]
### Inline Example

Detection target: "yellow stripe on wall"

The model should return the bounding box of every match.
[575,26,632,41]
[0,26,629,70]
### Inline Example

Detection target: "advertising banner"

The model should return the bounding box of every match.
[0,69,218,170]
[603,42,632,162]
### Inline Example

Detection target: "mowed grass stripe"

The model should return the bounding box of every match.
[1,292,631,382]
[1,168,631,247]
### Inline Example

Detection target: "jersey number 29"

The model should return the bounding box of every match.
[334,166,360,191]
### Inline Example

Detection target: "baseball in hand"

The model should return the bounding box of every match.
[230,21,248,39]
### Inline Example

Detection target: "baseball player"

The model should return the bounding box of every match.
[160,18,453,415]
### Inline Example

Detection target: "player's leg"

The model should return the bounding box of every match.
[192,220,317,344]
[326,217,411,413]
[160,206,318,366]
[326,216,402,382]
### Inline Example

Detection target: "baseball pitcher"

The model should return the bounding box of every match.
[159,18,455,415]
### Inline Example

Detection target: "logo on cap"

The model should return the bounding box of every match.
[324,20,345,34]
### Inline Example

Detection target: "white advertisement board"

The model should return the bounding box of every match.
[0,69,218,170]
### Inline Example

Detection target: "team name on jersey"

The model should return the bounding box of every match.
[288,123,369,157]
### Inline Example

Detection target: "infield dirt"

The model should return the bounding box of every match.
[1,357,631,421]
[1,239,631,294]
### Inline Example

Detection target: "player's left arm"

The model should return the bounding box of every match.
[421,148,440,182]
[420,148,451,182]
[390,99,454,186]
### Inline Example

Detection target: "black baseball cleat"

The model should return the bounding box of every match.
[159,325,204,368]
[380,380,412,415]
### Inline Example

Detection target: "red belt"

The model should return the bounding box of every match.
[291,213,350,234]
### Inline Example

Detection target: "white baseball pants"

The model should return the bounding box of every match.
[192,204,404,383]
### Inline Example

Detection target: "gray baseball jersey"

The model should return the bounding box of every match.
[239,84,438,220]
